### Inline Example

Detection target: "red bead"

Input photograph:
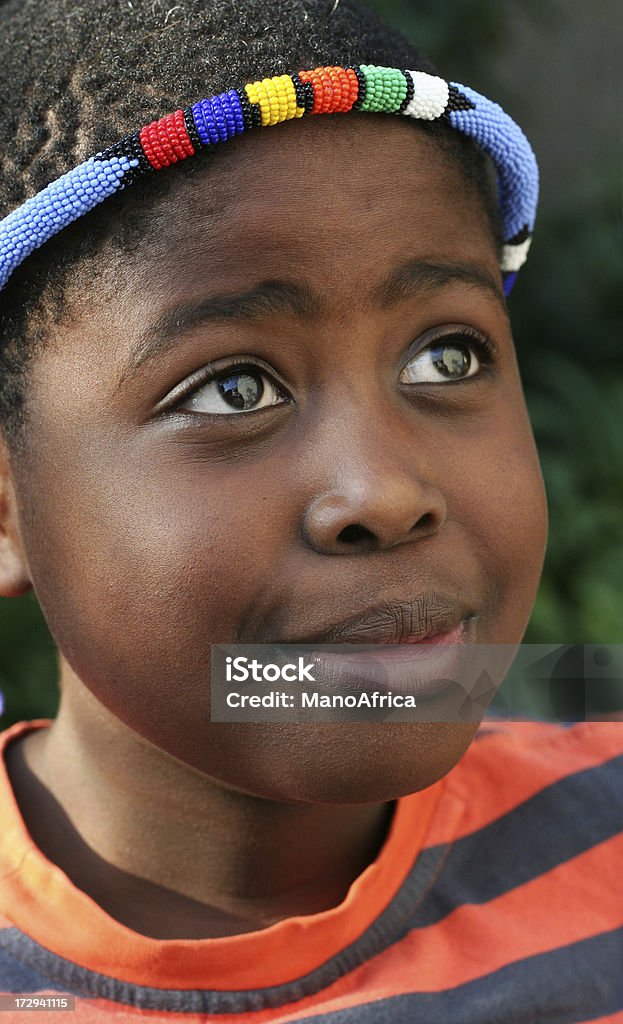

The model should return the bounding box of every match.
[160,111,194,162]
[298,67,359,116]
[148,124,169,169]
[139,122,163,170]
[139,110,196,171]
[174,109,195,156]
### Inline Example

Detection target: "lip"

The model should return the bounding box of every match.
[269,592,484,707]
[278,591,474,646]
[298,618,480,703]
[313,619,473,663]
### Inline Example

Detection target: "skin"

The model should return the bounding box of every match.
[0,113,548,939]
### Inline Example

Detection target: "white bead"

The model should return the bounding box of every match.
[501,237,532,272]
[403,71,449,121]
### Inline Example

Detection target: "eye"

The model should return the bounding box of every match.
[175,363,290,416]
[399,329,496,385]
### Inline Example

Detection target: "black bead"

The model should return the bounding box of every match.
[94,131,151,178]
[350,66,366,110]
[236,88,255,130]
[303,80,315,112]
[183,107,203,151]
[446,84,476,113]
[94,137,124,163]
[129,131,152,174]
[508,224,530,245]
[290,72,307,110]
[397,71,414,115]
[237,86,262,128]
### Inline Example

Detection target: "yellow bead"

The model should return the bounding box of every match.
[285,75,299,119]
[279,74,304,118]
[274,79,287,120]
[245,81,269,124]
[262,78,280,125]
[276,76,291,115]
[252,81,271,126]
[274,75,292,121]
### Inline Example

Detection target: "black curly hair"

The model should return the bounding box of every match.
[0,0,502,456]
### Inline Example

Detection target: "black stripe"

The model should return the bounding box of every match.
[2,924,621,1021]
[445,83,476,113]
[94,130,151,179]
[290,72,308,110]
[235,88,255,131]
[302,79,315,113]
[407,752,623,930]
[397,71,414,115]
[183,108,203,152]
[508,224,531,245]
[0,944,69,993]
[249,95,263,127]
[350,66,366,110]
[289,927,623,1024]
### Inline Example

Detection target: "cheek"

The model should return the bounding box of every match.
[448,396,548,640]
[18,437,292,733]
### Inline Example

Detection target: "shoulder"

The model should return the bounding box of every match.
[431,721,623,844]
[469,718,623,774]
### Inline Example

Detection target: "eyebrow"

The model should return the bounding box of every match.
[373,259,506,313]
[117,259,507,388]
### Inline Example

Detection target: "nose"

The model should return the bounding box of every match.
[300,417,448,555]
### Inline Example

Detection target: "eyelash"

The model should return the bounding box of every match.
[406,327,498,381]
[409,327,495,368]
[167,328,498,416]
[167,358,290,417]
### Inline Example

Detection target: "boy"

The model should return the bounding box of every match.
[0,0,621,1020]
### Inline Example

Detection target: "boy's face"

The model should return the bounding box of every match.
[1,115,548,801]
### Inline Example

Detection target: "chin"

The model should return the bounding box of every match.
[217,721,480,805]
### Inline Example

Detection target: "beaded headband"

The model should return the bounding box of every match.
[0,65,538,297]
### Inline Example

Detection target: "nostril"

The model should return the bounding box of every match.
[338,524,376,545]
[412,512,435,532]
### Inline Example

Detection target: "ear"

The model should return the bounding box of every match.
[0,435,33,597]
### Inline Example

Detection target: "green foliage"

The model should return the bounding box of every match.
[524,358,623,643]
[0,592,58,726]
[366,0,554,87]
[512,164,621,381]
[514,167,622,643]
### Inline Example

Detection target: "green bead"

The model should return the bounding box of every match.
[359,65,407,113]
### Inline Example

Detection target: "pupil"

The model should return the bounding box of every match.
[431,343,470,378]
[218,371,264,410]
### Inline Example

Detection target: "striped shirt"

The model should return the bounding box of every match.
[1,717,622,1022]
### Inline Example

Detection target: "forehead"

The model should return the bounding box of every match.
[93,113,499,314]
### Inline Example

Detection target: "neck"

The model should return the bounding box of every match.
[7,668,396,939]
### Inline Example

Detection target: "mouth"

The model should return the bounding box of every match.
[268,593,482,705]
[276,590,476,646]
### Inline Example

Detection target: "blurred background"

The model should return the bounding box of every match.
[0,0,621,727]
